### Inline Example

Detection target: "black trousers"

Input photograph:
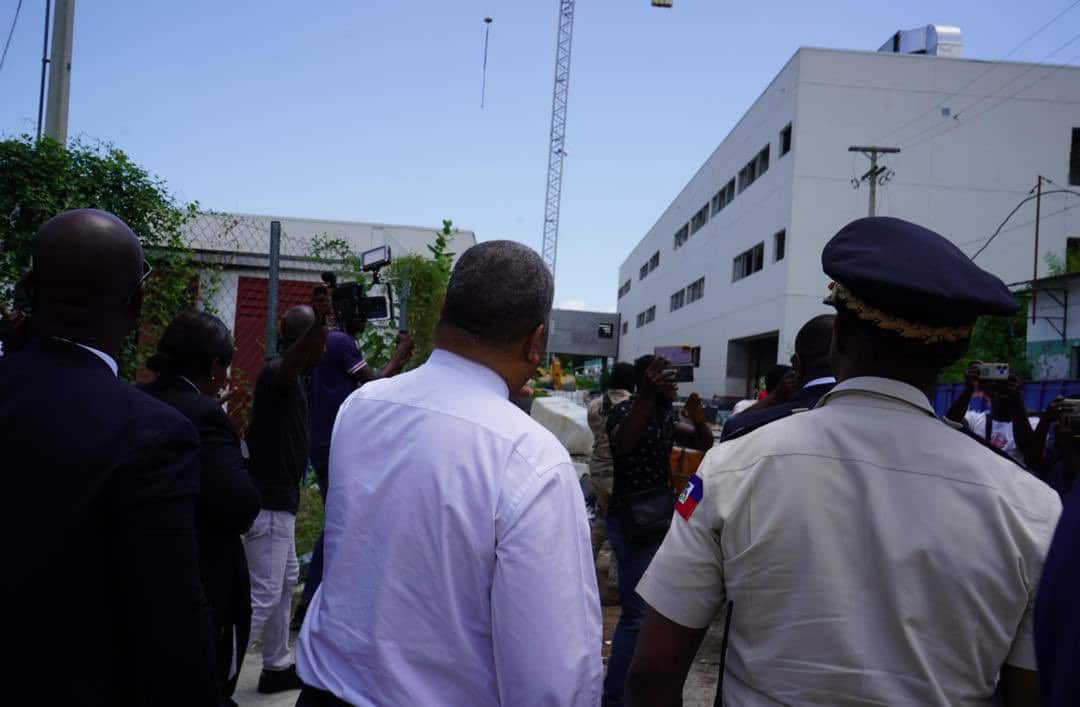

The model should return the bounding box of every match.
[295,685,353,707]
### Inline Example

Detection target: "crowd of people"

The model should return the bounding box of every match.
[4,208,1080,706]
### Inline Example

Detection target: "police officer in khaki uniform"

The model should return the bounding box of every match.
[625,217,1062,707]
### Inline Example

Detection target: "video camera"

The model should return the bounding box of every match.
[319,246,397,325]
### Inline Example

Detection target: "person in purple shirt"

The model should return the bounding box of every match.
[294,282,412,626]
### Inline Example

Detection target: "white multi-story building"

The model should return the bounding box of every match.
[616,27,1080,397]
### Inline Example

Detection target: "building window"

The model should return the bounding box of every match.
[780,123,792,156]
[622,321,629,335]
[598,323,614,339]
[640,251,660,280]
[737,146,770,193]
[690,204,709,235]
[673,223,690,249]
[711,178,735,216]
[636,311,646,328]
[733,242,766,281]
[774,229,786,261]
[670,288,685,312]
[1071,127,1080,185]
[756,145,770,177]
[618,279,631,299]
[645,306,655,324]
[738,163,755,193]
[691,346,701,367]
[687,276,705,303]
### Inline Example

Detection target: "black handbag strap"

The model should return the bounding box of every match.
[714,600,734,707]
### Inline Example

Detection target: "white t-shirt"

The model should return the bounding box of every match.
[638,377,1061,707]
[963,411,1040,465]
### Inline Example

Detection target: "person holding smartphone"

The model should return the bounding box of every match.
[603,355,713,707]
[946,362,1037,467]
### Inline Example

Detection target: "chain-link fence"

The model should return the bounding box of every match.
[178,213,341,430]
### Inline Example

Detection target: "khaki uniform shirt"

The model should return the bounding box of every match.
[638,376,1061,707]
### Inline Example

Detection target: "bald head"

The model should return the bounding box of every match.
[280,305,315,348]
[29,209,145,352]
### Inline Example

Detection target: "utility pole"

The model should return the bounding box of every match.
[36,0,52,140]
[44,0,75,144]
[848,146,900,217]
[1032,175,1044,324]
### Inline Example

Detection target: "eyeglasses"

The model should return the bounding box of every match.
[124,260,153,304]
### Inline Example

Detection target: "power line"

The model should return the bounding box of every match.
[874,0,1080,146]
[901,48,1080,153]
[0,0,24,73]
[970,188,1080,260]
[899,34,1080,151]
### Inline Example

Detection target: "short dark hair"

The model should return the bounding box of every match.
[439,240,554,345]
[634,355,655,382]
[795,314,835,367]
[834,307,969,371]
[763,364,792,393]
[147,310,233,377]
[609,362,636,393]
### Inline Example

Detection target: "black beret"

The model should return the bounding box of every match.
[822,217,1018,328]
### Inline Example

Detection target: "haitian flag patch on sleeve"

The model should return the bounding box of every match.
[676,473,703,521]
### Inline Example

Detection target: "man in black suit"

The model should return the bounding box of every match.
[1,210,218,706]
[721,314,836,442]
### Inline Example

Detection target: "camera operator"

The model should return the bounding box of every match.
[946,362,1037,467]
[603,355,713,707]
[294,276,413,627]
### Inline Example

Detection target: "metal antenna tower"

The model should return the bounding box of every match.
[541,0,576,276]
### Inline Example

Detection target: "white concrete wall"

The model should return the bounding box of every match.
[1027,276,1080,380]
[1029,279,1080,345]
[617,54,801,397]
[791,48,1080,297]
[618,45,1080,397]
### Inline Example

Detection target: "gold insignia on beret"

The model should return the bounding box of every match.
[826,282,974,343]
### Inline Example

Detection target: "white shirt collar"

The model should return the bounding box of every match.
[427,349,510,399]
[817,376,935,417]
[803,376,837,388]
[61,340,118,377]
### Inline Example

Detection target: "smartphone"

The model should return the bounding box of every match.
[655,345,694,367]
[976,362,1009,381]
[663,366,694,383]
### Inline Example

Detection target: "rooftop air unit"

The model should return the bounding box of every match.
[879,25,962,58]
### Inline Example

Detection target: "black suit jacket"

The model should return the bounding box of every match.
[720,382,837,443]
[139,375,261,694]
[1,338,218,707]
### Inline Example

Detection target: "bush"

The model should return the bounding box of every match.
[940,293,1033,382]
[0,135,199,379]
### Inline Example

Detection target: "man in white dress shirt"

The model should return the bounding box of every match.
[296,240,603,707]
[626,217,1060,707]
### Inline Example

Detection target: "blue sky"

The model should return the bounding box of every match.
[1,0,1077,311]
